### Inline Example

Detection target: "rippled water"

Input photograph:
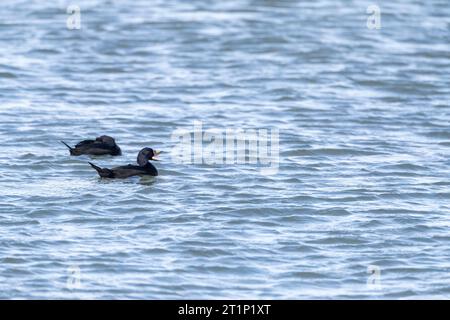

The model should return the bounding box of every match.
[0,0,449,299]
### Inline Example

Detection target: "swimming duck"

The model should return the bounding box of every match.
[89,147,160,178]
[61,135,122,156]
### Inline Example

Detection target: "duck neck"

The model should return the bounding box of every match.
[143,162,158,175]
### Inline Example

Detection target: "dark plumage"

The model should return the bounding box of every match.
[89,147,160,179]
[61,135,121,156]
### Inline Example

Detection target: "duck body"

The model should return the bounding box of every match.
[89,148,160,179]
[61,135,121,156]
[89,163,158,178]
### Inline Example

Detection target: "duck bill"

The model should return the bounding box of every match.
[151,150,162,161]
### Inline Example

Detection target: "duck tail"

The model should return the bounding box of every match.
[88,162,114,178]
[61,141,75,155]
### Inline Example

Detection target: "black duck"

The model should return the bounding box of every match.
[61,135,122,156]
[89,147,160,178]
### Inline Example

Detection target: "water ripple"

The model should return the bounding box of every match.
[0,0,449,299]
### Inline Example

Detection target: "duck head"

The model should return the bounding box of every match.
[96,135,117,146]
[137,148,161,166]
